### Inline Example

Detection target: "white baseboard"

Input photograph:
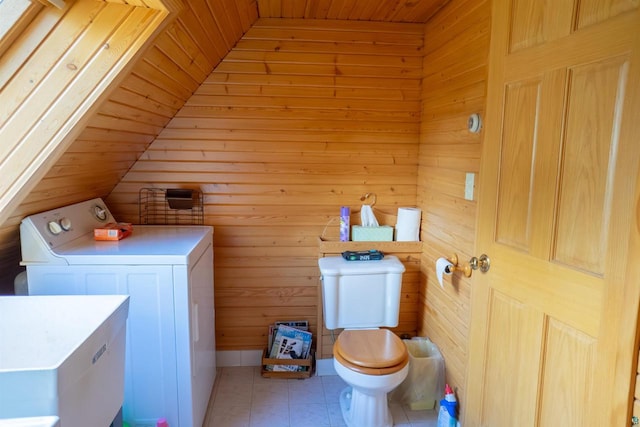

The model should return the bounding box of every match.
[216,351,338,377]
[216,350,263,367]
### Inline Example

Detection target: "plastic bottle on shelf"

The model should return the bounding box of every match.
[437,384,458,427]
[340,206,350,241]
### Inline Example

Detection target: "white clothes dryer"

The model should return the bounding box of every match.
[20,198,215,427]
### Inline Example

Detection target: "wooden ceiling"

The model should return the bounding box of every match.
[5,0,451,222]
[3,0,452,224]
[255,0,450,23]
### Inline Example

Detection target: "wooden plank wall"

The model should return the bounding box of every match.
[106,18,424,352]
[0,0,256,293]
[417,0,490,400]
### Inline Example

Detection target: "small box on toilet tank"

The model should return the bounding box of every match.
[350,225,393,242]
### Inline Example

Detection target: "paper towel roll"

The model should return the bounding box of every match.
[436,257,453,288]
[395,207,421,241]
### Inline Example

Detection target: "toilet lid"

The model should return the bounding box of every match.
[334,329,408,374]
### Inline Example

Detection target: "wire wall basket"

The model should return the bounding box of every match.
[139,188,204,225]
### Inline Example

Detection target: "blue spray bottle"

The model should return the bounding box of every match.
[437,384,458,427]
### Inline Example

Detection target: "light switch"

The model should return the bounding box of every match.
[465,173,475,201]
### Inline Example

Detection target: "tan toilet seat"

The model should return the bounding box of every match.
[333,329,409,376]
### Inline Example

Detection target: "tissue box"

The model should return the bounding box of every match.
[351,225,393,241]
[94,223,133,241]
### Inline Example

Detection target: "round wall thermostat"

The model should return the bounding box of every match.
[468,113,482,133]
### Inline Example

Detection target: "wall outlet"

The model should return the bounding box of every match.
[465,173,475,201]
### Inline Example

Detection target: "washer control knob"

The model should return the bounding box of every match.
[93,205,107,221]
[60,217,72,231]
[47,221,63,235]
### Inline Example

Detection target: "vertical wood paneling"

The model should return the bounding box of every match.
[106,18,424,351]
[417,0,490,401]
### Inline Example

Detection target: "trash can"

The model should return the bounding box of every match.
[389,337,445,410]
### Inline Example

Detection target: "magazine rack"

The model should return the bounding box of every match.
[261,349,315,379]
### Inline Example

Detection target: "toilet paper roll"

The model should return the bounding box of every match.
[395,226,419,241]
[395,207,421,241]
[436,257,454,288]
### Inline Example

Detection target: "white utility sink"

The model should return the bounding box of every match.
[0,295,129,427]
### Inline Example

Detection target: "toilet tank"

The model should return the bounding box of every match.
[318,255,405,330]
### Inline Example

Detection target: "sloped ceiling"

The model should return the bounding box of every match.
[7,0,449,224]
[0,0,448,290]
[1,0,256,226]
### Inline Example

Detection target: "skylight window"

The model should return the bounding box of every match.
[0,0,44,57]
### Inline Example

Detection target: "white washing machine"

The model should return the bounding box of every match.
[20,198,216,427]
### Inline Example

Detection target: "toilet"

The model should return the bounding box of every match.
[319,255,409,427]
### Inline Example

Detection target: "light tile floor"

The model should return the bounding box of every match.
[203,366,438,427]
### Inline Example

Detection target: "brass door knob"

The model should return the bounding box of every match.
[469,254,490,273]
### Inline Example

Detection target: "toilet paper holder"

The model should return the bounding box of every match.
[447,253,491,277]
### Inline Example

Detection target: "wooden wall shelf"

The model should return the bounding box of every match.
[317,237,423,254]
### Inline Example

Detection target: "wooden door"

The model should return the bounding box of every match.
[465,1,640,426]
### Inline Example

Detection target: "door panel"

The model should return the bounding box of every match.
[466,1,640,425]
[577,0,639,29]
[556,57,629,274]
[495,79,540,251]
[509,0,574,51]
[481,291,544,427]
[538,318,595,426]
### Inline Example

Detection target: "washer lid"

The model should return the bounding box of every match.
[51,225,212,265]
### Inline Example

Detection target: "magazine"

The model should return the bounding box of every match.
[268,320,309,351]
[266,324,312,372]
